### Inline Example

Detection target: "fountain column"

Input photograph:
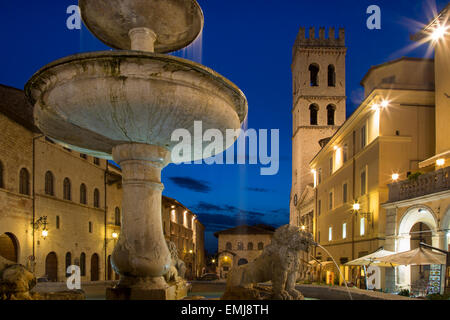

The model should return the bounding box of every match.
[108,143,173,299]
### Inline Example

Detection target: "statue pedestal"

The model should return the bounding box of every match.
[106,280,190,300]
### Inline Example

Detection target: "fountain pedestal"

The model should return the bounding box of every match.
[106,144,188,300]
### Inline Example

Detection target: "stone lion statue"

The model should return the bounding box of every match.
[223,225,315,300]
[0,256,38,300]
[164,241,187,283]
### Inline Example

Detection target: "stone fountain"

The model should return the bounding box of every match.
[25,0,247,300]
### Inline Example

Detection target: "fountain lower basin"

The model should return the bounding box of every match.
[25,51,247,162]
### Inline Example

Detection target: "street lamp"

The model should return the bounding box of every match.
[112,232,119,239]
[33,216,48,239]
[392,173,400,182]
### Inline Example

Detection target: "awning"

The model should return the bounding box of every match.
[377,247,447,266]
[344,249,398,267]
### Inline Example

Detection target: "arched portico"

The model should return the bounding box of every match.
[396,205,439,290]
[442,205,450,251]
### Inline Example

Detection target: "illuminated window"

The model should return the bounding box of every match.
[328,227,333,241]
[360,217,365,236]
[171,210,176,223]
[342,223,347,239]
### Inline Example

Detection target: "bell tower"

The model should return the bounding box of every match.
[290,27,347,223]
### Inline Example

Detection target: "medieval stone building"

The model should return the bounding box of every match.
[0,84,205,282]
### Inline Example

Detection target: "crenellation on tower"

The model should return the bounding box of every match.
[294,26,346,50]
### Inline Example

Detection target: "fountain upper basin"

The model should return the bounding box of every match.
[25,51,248,162]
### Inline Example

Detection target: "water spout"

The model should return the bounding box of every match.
[316,244,353,300]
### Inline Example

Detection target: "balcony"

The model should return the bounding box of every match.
[388,166,450,203]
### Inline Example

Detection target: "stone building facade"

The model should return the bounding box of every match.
[308,57,436,288]
[291,6,450,294]
[382,5,450,294]
[0,84,205,283]
[290,27,347,229]
[214,225,275,279]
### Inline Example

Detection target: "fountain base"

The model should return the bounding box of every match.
[106,277,189,300]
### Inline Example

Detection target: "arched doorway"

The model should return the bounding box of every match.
[91,253,99,281]
[0,232,19,262]
[397,206,438,290]
[45,252,58,282]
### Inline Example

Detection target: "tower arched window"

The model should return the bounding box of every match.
[63,178,71,200]
[45,171,54,196]
[19,168,30,195]
[327,104,336,126]
[309,104,319,125]
[115,207,121,226]
[93,188,100,208]
[237,242,244,251]
[247,242,254,251]
[309,64,320,87]
[258,242,264,250]
[226,242,232,251]
[328,65,336,87]
[80,183,87,204]
[0,161,4,189]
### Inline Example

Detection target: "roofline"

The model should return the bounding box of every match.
[360,57,434,86]
[411,3,450,42]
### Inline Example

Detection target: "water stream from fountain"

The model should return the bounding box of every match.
[317,244,353,300]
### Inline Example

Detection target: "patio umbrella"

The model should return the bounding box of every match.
[344,249,398,267]
[377,247,447,266]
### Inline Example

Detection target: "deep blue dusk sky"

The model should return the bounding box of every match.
[0,0,447,252]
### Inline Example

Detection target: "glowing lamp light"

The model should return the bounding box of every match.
[41,229,48,239]
[189,249,193,254]
[353,203,361,211]
[432,25,448,41]
[223,256,229,261]
[212,259,216,264]
[392,173,399,181]
[371,103,380,111]
[380,100,389,108]
[300,225,306,231]
[436,158,445,167]
[112,232,118,239]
